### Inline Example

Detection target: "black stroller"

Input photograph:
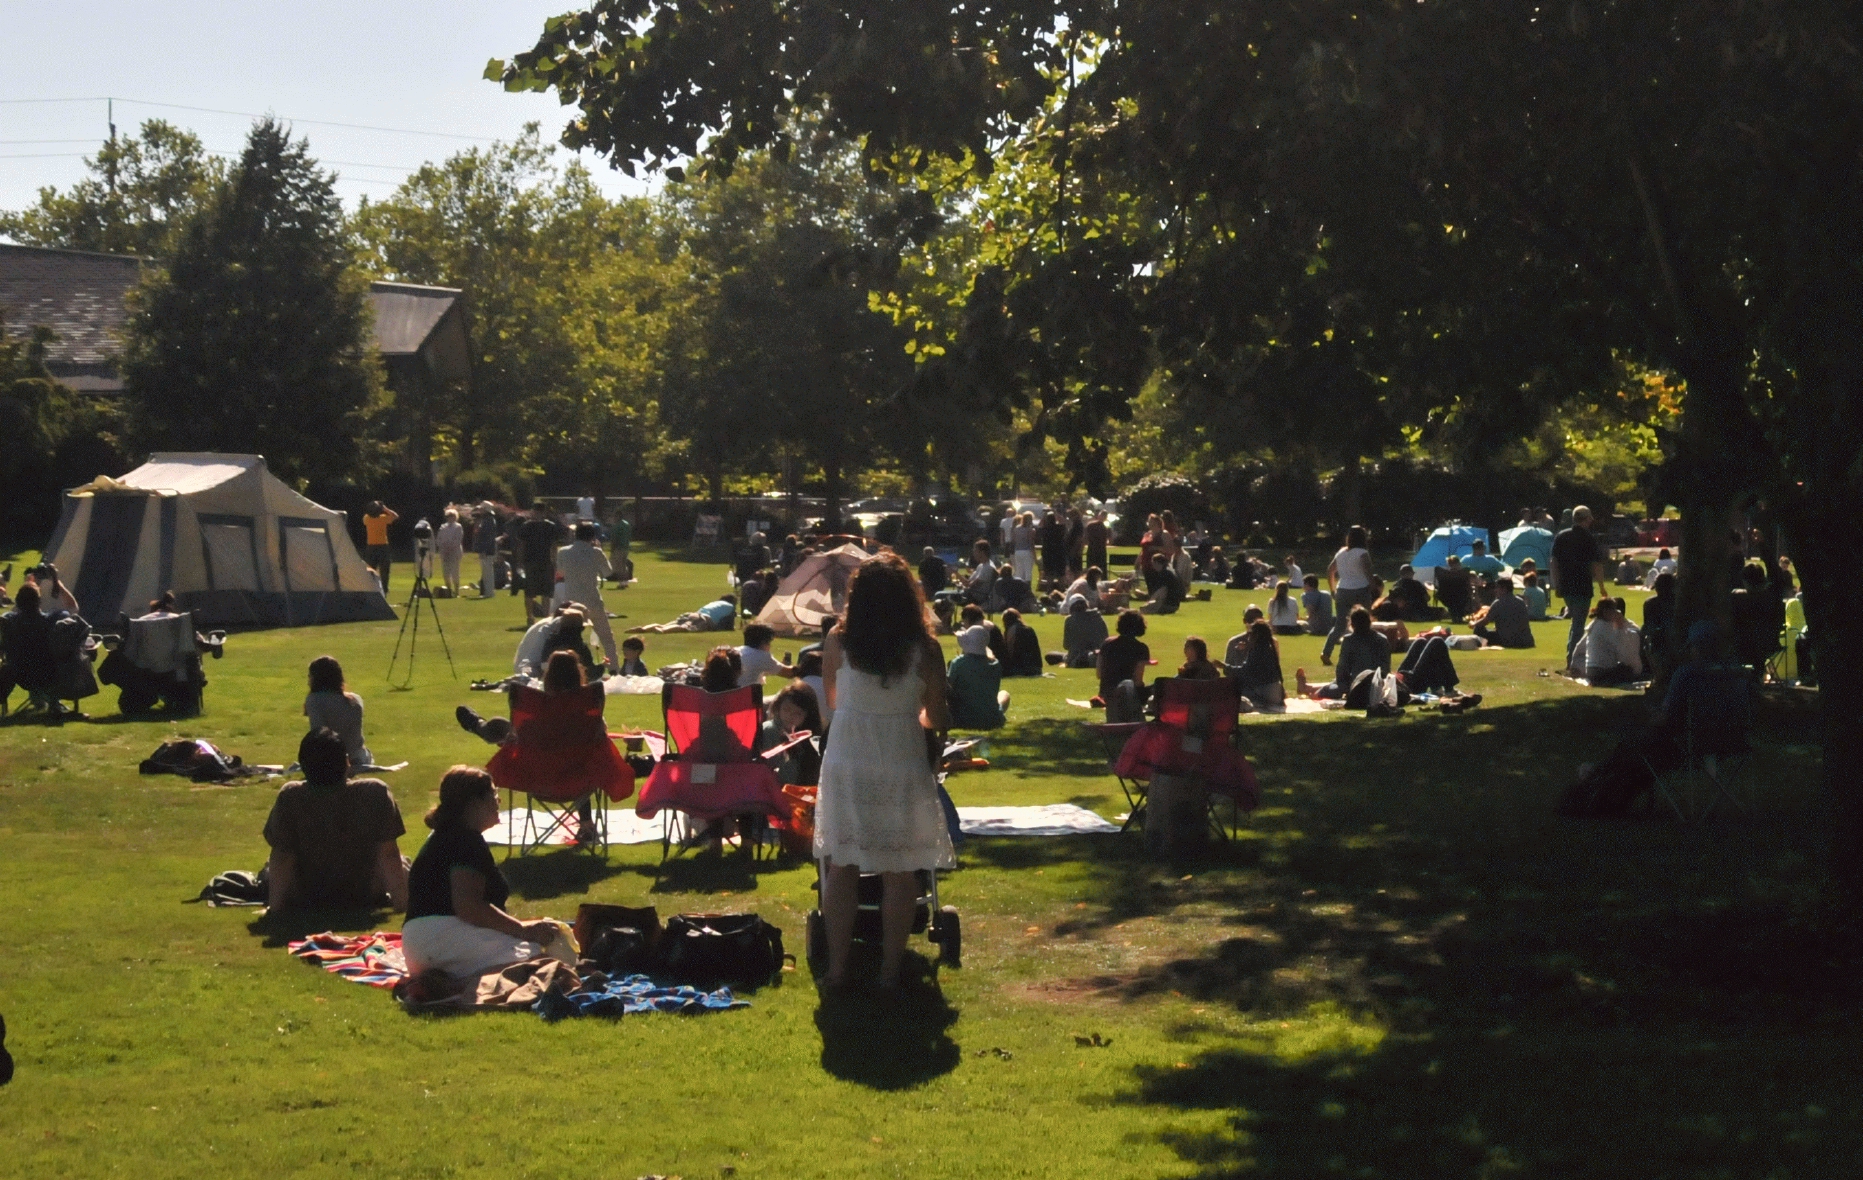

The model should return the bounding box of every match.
[804,736,972,972]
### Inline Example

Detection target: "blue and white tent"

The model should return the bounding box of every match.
[1498,525,1554,571]
[1410,525,1490,583]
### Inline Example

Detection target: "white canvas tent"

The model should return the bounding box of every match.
[42,453,395,629]
[752,543,867,637]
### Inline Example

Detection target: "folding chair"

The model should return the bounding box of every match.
[1108,677,1259,841]
[101,611,220,714]
[1087,719,1148,830]
[1647,667,1754,822]
[634,682,791,862]
[487,683,636,855]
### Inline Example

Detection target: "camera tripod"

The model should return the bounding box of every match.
[386,567,456,688]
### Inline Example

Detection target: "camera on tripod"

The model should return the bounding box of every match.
[412,518,435,582]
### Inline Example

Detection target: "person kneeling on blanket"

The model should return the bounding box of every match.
[263,728,408,912]
[403,766,564,978]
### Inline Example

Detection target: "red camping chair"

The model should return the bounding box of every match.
[1109,677,1260,839]
[487,683,635,856]
[635,682,791,862]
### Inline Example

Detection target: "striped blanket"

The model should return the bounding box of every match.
[287,931,408,989]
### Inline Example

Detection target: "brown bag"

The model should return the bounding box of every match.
[573,903,661,955]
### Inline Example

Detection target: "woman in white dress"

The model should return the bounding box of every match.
[1010,512,1037,585]
[815,553,954,988]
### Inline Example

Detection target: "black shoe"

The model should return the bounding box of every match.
[1,1013,13,1085]
[455,705,485,737]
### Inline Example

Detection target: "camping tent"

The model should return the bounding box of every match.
[1410,525,1491,584]
[752,543,867,637]
[1498,525,1554,571]
[42,453,395,629]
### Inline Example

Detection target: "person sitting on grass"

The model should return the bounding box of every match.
[513,605,598,681]
[303,655,373,770]
[1062,594,1109,668]
[1301,573,1333,636]
[1204,546,1231,586]
[1643,572,1678,683]
[1177,636,1223,680]
[1643,547,1678,589]
[1295,607,1389,701]
[616,636,649,678]
[1228,620,1286,711]
[1468,576,1535,648]
[1267,580,1303,634]
[1521,571,1551,621]
[263,728,407,912]
[1376,565,1443,623]
[964,541,997,605]
[1575,597,1643,685]
[1062,566,1104,609]
[1432,556,1477,621]
[999,608,1045,677]
[1463,540,1506,578]
[401,766,563,978]
[626,593,737,634]
[947,624,1010,729]
[1096,609,1153,720]
[1140,552,1184,614]
[991,562,1038,615]
[795,649,832,729]
[919,547,950,598]
[1615,553,1644,586]
[735,622,794,688]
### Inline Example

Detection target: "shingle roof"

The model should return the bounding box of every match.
[0,244,145,391]
[368,281,462,357]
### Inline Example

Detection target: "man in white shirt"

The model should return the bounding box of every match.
[514,606,589,678]
[434,509,466,599]
[576,494,595,522]
[734,623,794,688]
[554,524,617,672]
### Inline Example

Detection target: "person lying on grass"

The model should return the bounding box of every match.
[625,592,737,634]
[402,766,563,979]
[263,728,407,913]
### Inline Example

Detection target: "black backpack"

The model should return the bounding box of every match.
[657,914,789,988]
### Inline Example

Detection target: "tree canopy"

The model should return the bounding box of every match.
[0,120,224,258]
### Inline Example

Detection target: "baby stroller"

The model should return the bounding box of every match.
[804,736,972,972]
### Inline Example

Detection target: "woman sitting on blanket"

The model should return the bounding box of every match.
[304,655,372,770]
[402,766,562,979]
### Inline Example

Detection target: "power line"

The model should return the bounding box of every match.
[0,138,104,145]
[0,95,503,142]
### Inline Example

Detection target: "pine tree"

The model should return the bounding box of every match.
[121,119,382,484]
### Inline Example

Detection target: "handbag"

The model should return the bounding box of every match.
[657,913,789,988]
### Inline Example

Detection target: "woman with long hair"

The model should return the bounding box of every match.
[1178,636,1222,680]
[1267,579,1303,634]
[402,766,562,977]
[1323,525,1374,666]
[815,553,953,989]
[304,655,371,769]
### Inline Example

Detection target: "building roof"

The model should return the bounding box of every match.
[0,244,469,393]
[0,243,145,392]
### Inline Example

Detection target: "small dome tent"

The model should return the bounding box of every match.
[752,543,867,637]
[1409,524,1490,584]
[42,453,395,628]
[1498,525,1555,571]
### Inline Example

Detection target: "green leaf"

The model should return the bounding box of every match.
[482,58,506,82]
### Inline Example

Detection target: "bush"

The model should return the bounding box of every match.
[1116,474,1209,544]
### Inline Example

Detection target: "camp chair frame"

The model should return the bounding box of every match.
[1088,720,1148,830]
[1645,668,1755,823]
[1100,677,1251,841]
[641,681,787,863]
[490,683,635,858]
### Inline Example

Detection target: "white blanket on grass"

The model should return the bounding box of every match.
[487,803,1121,845]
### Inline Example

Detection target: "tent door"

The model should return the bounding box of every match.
[198,514,263,592]
[74,493,149,621]
[279,517,340,626]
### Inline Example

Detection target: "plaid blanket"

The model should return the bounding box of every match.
[287,931,409,989]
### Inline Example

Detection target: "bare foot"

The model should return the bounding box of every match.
[1295,667,1311,697]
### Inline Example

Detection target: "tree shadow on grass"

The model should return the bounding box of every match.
[1026,694,1853,1176]
[619,846,804,895]
[978,717,1124,780]
[814,952,961,1090]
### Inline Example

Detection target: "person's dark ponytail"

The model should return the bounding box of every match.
[425,765,494,830]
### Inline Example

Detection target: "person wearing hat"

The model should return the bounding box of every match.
[1062,594,1108,668]
[946,623,1009,729]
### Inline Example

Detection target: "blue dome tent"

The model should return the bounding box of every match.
[1410,525,1490,584]
[1498,525,1555,571]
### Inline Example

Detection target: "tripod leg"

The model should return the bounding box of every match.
[385,580,420,684]
[423,579,457,677]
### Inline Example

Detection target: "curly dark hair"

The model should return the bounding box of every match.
[837,552,931,683]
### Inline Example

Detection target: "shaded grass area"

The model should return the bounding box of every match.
[0,548,1854,1178]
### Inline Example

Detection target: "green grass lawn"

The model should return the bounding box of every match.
[1,548,1854,1178]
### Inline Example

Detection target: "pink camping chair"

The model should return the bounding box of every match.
[635,682,791,862]
[1109,677,1259,838]
[487,683,635,856]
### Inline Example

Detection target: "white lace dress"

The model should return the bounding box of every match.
[814,648,956,873]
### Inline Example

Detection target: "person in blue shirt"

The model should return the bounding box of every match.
[1462,540,1506,577]
[626,594,738,633]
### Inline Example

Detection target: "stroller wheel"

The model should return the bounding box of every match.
[806,909,827,973]
[932,906,961,967]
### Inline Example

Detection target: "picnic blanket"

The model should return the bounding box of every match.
[288,931,408,989]
[956,804,1121,836]
[488,807,667,846]
[288,932,750,1019]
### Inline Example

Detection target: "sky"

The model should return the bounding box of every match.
[0,1,655,218]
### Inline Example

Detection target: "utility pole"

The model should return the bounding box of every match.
[105,97,118,195]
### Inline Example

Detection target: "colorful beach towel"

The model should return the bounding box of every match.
[288,931,409,990]
[535,974,749,1021]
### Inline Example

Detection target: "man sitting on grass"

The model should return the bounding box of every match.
[263,728,407,912]
[1469,576,1536,648]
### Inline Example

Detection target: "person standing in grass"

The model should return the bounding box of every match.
[362,501,398,592]
[555,523,617,673]
[1323,525,1375,666]
[517,501,564,624]
[1551,506,1609,663]
[435,509,465,599]
[815,553,955,989]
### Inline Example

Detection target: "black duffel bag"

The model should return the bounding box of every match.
[657,914,789,988]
